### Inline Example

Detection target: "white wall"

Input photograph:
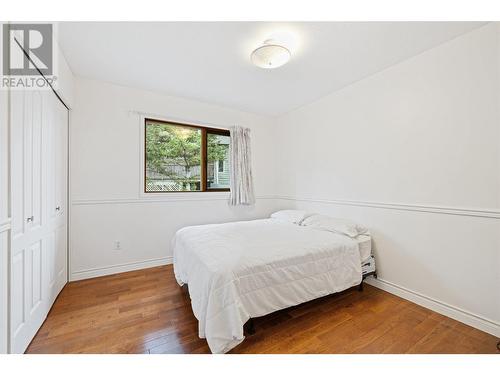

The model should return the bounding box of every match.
[54,39,75,109]
[69,77,279,280]
[273,23,500,336]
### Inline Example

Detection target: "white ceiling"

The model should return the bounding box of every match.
[58,22,486,116]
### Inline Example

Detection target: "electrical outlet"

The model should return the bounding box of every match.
[114,241,121,250]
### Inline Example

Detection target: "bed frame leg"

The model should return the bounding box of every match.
[358,281,364,292]
[245,318,256,335]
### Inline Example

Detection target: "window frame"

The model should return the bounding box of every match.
[143,117,230,194]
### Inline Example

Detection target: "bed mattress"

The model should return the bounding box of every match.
[173,218,362,353]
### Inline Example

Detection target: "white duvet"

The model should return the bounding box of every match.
[172,218,362,353]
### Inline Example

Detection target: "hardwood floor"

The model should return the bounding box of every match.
[26,265,499,354]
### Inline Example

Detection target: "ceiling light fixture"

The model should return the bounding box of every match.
[251,39,291,69]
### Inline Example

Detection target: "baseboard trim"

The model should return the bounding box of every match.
[274,195,500,219]
[70,256,173,281]
[366,277,500,338]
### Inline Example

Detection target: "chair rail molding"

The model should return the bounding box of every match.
[72,195,500,218]
[71,195,277,206]
[274,196,500,219]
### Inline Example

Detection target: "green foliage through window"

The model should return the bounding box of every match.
[145,119,230,192]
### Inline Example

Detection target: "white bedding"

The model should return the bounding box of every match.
[356,234,372,262]
[172,218,362,353]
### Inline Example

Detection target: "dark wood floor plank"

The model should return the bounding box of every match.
[26,265,499,354]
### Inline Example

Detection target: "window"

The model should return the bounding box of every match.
[207,132,230,190]
[145,118,230,192]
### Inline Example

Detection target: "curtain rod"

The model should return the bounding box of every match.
[128,110,231,131]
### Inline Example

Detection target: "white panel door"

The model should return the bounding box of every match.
[9,89,68,353]
[10,90,47,353]
[49,91,68,303]
[54,93,68,224]
[53,224,67,304]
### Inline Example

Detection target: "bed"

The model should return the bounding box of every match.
[172,213,375,353]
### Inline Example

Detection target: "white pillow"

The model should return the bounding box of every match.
[301,214,368,238]
[270,210,310,224]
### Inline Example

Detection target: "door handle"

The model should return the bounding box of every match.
[55,206,61,211]
[26,216,34,223]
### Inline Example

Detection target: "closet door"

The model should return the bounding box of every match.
[10,90,47,353]
[10,88,68,353]
[42,91,64,308]
[51,92,68,303]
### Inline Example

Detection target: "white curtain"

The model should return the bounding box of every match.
[229,126,255,206]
